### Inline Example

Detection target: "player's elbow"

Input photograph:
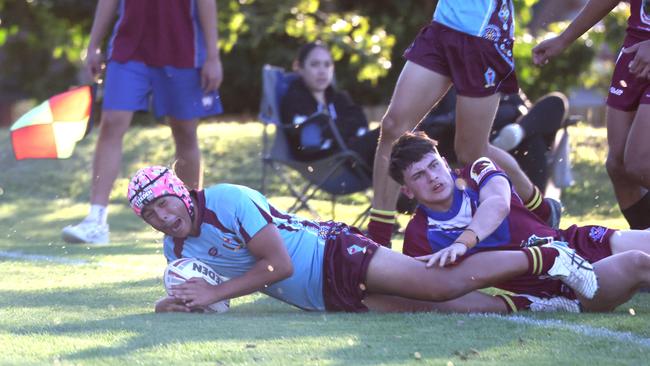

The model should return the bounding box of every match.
[273,257,294,280]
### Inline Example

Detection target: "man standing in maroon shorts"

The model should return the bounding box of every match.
[390,131,650,312]
[533,0,650,230]
[368,0,560,248]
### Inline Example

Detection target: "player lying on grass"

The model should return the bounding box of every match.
[126,166,597,314]
[389,131,650,312]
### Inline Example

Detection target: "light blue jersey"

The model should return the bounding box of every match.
[163,184,329,311]
[433,0,515,41]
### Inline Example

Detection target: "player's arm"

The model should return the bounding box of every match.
[196,0,223,92]
[532,0,620,65]
[85,0,120,80]
[422,175,511,267]
[172,224,294,308]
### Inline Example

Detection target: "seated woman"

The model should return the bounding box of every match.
[280,41,378,167]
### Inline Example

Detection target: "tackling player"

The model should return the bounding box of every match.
[126,166,597,314]
[390,131,650,312]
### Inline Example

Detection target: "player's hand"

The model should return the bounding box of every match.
[171,277,219,308]
[84,46,105,82]
[416,243,468,268]
[532,36,569,66]
[201,55,223,93]
[624,40,650,79]
[154,295,192,313]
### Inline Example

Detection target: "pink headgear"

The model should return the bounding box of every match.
[127,166,194,219]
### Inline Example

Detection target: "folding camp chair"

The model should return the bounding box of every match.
[258,64,372,220]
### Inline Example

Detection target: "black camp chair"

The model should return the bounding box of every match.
[258,64,372,219]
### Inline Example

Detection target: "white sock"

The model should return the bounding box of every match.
[86,204,108,224]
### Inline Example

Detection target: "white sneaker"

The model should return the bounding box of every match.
[492,123,525,151]
[61,220,109,244]
[524,295,581,313]
[544,241,598,299]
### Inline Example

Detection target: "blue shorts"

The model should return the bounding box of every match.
[103,61,223,120]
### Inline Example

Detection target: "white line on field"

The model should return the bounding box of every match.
[471,313,650,348]
[0,250,158,274]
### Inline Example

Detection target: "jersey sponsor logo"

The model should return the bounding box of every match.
[470,158,496,184]
[588,226,607,243]
[208,246,219,256]
[221,236,243,251]
[484,67,496,88]
[609,87,624,96]
[191,262,221,282]
[347,244,367,255]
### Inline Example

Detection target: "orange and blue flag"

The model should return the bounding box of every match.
[10,85,95,160]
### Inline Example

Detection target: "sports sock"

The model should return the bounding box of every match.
[524,185,550,222]
[496,294,532,313]
[521,246,559,276]
[621,192,650,230]
[87,204,108,225]
[367,208,396,248]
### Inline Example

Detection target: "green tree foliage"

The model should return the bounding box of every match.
[0,0,630,113]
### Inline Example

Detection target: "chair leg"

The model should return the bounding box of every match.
[352,205,371,228]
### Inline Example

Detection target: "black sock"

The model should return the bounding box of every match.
[621,192,650,230]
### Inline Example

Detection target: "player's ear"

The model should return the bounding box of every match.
[400,185,415,200]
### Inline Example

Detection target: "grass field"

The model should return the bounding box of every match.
[0,122,648,365]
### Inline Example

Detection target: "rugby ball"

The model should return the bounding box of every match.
[163,258,230,313]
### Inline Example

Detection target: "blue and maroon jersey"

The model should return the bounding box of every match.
[163,184,336,311]
[625,0,650,45]
[107,0,208,68]
[403,157,558,258]
[433,0,515,42]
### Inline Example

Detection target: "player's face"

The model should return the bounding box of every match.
[141,196,192,238]
[400,152,454,211]
[298,47,334,93]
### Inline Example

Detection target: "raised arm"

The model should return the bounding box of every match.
[196,0,223,92]
[532,0,620,65]
[171,224,294,308]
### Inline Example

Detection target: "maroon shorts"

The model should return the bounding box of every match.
[558,225,615,263]
[606,43,650,111]
[404,21,518,97]
[322,224,380,312]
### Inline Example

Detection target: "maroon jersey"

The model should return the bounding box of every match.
[625,0,650,45]
[107,0,208,68]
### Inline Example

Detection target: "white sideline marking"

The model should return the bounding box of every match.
[0,250,87,265]
[0,250,155,274]
[472,313,650,348]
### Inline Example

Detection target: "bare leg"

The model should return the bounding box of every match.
[365,246,529,302]
[609,230,650,254]
[579,251,650,312]
[364,291,508,313]
[169,118,202,190]
[455,94,534,200]
[622,104,650,190]
[372,61,452,211]
[605,107,640,209]
[90,110,133,205]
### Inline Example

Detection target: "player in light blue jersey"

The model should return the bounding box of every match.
[126,166,598,314]
[368,0,560,250]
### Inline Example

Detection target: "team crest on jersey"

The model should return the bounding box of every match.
[208,246,219,256]
[484,67,496,88]
[470,158,496,184]
[481,25,501,42]
[347,244,366,255]
[589,226,607,243]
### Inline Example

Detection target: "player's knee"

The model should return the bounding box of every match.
[623,158,650,184]
[605,154,626,180]
[627,250,650,272]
